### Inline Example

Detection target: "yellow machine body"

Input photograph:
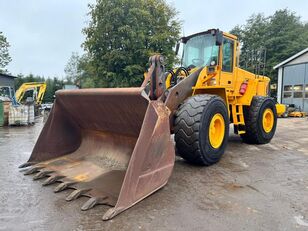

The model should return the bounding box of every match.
[289,111,306,117]
[15,82,47,106]
[165,30,273,134]
[275,104,286,117]
[21,29,279,220]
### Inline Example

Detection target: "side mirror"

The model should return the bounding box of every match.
[216,31,223,46]
[175,42,180,55]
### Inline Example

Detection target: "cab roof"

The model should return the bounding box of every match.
[181,29,238,43]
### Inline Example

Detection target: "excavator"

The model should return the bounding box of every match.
[20,29,284,220]
[15,82,46,105]
[14,82,46,116]
[0,82,46,107]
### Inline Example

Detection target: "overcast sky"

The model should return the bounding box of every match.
[0,0,307,78]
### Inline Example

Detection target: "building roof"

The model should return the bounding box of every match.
[273,47,308,70]
[0,73,17,78]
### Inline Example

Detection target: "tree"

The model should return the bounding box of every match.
[14,73,45,90]
[64,52,82,84]
[43,78,54,102]
[230,14,269,74]
[265,9,308,79]
[41,77,63,102]
[0,32,12,73]
[81,0,181,87]
[230,9,308,83]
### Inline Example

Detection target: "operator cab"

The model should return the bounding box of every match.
[175,29,237,87]
[0,86,15,100]
[179,30,221,69]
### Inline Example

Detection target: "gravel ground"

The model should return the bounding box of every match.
[0,117,308,231]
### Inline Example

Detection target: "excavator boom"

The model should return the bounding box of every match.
[15,82,47,105]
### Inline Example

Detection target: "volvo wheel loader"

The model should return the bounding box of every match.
[20,29,278,220]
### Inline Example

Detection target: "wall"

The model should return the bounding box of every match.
[0,75,15,88]
[288,52,308,66]
[281,63,308,112]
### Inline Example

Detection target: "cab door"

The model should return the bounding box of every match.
[219,38,235,88]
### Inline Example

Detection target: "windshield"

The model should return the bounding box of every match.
[182,34,219,68]
[0,86,14,98]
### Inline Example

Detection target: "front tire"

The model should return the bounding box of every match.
[174,94,229,166]
[241,96,277,144]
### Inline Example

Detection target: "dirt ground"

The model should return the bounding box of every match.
[0,117,308,231]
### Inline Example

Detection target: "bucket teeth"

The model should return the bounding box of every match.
[19,162,37,168]
[24,166,44,175]
[42,175,64,186]
[33,170,54,180]
[81,197,102,211]
[54,182,75,193]
[66,189,91,201]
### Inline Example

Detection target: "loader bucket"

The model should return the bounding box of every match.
[20,87,175,220]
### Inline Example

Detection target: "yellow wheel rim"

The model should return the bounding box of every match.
[262,108,274,133]
[209,113,225,149]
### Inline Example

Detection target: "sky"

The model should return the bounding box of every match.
[0,0,308,78]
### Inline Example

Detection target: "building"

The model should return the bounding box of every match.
[0,73,17,99]
[274,48,308,112]
[63,84,79,90]
[0,73,16,88]
[0,73,17,126]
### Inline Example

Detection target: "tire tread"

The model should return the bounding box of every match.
[174,95,218,165]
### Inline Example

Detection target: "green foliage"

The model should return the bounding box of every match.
[14,74,45,90]
[41,77,64,102]
[64,52,82,84]
[230,9,308,83]
[0,32,12,73]
[80,0,181,87]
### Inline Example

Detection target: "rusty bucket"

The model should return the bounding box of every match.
[20,86,175,220]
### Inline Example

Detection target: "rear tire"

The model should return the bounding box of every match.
[174,94,229,166]
[241,96,277,144]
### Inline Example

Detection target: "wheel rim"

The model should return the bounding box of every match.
[209,113,225,149]
[262,108,274,133]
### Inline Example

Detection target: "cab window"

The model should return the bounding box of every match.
[182,34,219,68]
[222,39,234,72]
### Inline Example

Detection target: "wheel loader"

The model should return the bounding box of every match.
[20,29,278,220]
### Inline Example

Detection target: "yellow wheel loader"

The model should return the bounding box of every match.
[20,29,278,220]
